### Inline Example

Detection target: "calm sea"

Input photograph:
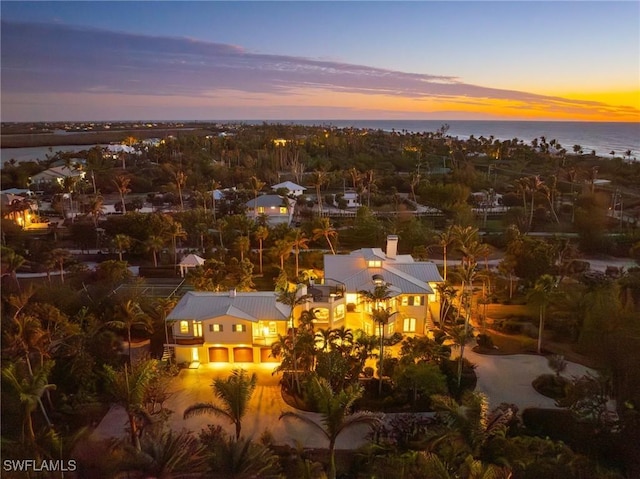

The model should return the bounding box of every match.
[269,120,640,159]
[2,121,638,167]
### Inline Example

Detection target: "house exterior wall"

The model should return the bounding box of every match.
[170,314,288,364]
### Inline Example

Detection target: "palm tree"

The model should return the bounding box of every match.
[359,283,396,395]
[48,248,71,284]
[312,217,337,255]
[248,175,266,219]
[438,225,455,281]
[1,361,56,447]
[183,368,257,440]
[1,247,25,291]
[280,378,380,479]
[451,225,479,266]
[174,170,187,212]
[234,235,251,262]
[273,238,294,270]
[166,218,187,267]
[311,169,328,216]
[528,274,557,354]
[87,194,104,229]
[112,234,132,262]
[113,174,131,215]
[105,300,153,363]
[253,226,269,274]
[290,228,309,277]
[145,235,165,267]
[103,359,159,451]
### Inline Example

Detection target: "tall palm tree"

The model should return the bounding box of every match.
[359,283,396,395]
[87,194,104,229]
[1,361,56,447]
[437,225,455,281]
[253,226,269,274]
[1,247,25,291]
[113,174,131,215]
[105,300,153,363]
[280,378,380,479]
[48,248,71,284]
[174,170,187,212]
[183,369,257,440]
[312,217,337,255]
[234,235,251,262]
[311,169,328,216]
[112,234,132,262]
[248,175,266,219]
[528,274,557,354]
[272,238,294,270]
[166,218,187,267]
[145,235,165,267]
[290,228,309,277]
[103,359,159,451]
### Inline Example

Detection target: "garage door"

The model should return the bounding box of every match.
[233,347,254,363]
[260,347,278,362]
[208,347,229,363]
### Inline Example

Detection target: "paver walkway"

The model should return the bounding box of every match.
[90,352,596,449]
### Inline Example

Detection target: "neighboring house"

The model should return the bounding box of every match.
[245,194,295,226]
[166,290,291,365]
[316,235,443,336]
[271,181,306,197]
[331,190,360,209]
[30,165,85,187]
[1,193,39,228]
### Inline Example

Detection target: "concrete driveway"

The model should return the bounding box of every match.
[91,353,597,448]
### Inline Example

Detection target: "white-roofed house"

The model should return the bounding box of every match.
[314,235,444,337]
[271,181,306,197]
[245,194,296,226]
[166,290,292,365]
[30,165,85,188]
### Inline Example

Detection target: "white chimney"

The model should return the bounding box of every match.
[386,235,398,259]
[229,288,236,298]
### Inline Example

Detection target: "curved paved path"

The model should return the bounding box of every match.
[91,352,596,449]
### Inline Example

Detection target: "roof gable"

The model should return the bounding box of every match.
[167,291,291,322]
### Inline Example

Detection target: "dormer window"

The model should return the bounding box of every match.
[367,260,382,268]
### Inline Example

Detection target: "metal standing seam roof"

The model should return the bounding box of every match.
[244,195,289,208]
[324,250,442,295]
[167,291,291,322]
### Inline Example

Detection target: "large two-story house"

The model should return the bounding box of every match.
[167,290,291,365]
[313,235,443,337]
[245,194,296,226]
[165,236,443,365]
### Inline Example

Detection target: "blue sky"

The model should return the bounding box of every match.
[1,1,639,121]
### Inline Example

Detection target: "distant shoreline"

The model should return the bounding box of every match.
[0,127,212,149]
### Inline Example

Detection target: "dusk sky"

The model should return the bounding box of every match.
[1,1,639,122]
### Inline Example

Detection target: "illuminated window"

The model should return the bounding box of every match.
[367,260,382,268]
[194,321,203,337]
[334,304,345,320]
[258,206,265,214]
[407,296,424,306]
[233,324,247,332]
[209,324,223,332]
[268,321,277,335]
[387,323,394,336]
[179,321,189,334]
[313,308,330,320]
[401,296,409,306]
[279,207,287,214]
[403,317,416,332]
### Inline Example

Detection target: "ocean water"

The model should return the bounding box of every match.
[268,120,640,159]
[2,121,638,167]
